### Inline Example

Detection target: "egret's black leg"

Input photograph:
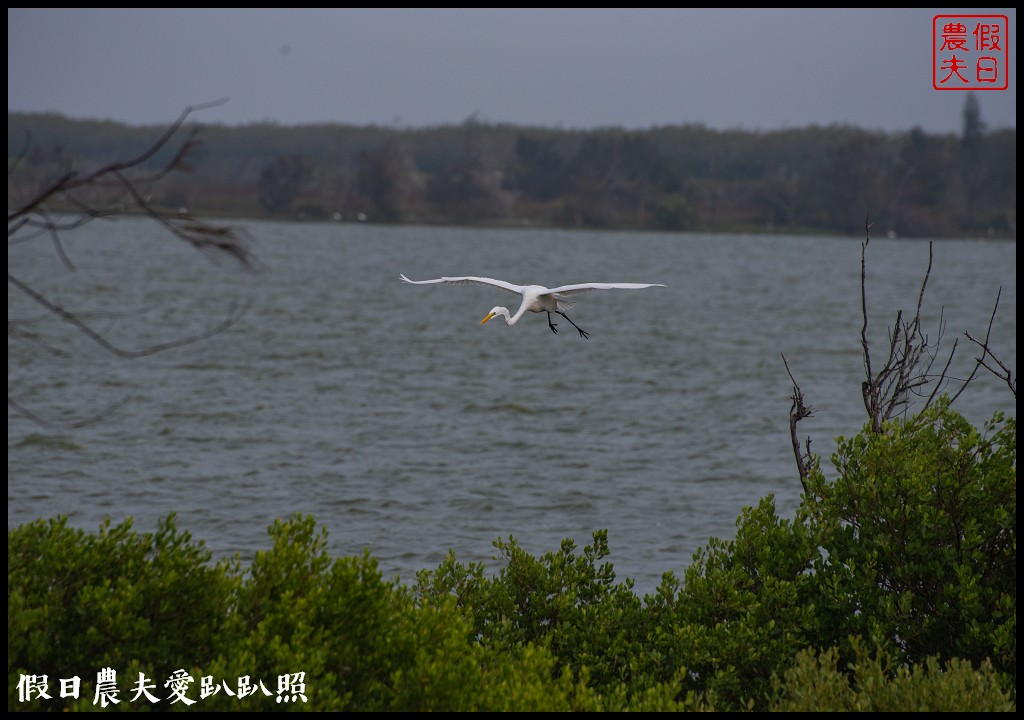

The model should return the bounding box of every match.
[546,312,559,334]
[558,311,590,339]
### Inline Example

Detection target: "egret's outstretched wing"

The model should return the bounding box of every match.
[400,273,665,339]
[399,274,526,296]
[547,282,667,298]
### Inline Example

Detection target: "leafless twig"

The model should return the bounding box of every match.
[8,395,131,430]
[858,219,958,433]
[782,353,813,492]
[8,100,259,426]
[959,287,1016,399]
[781,214,1013,485]
[8,273,250,359]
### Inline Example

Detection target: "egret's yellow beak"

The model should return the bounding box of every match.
[480,311,496,325]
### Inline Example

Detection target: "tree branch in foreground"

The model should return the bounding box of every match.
[8,100,259,427]
[782,353,813,493]
[959,287,1016,399]
[781,214,1014,483]
[858,219,961,433]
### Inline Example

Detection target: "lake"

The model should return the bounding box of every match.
[7,218,1017,596]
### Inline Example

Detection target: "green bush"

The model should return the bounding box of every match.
[636,400,1016,710]
[8,514,236,711]
[769,639,1015,711]
[642,495,822,710]
[9,515,661,711]
[806,400,1016,684]
[8,400,1015,711]
[416,532,649,686]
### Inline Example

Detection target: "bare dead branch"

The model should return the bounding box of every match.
[40,98,229,196]
[113,167,259,269]
[9,272,249,359]
[859,217,874,388]
[782,353,813,492]
[923,336,959,409]
[7,170,79,225]
[8,100,257,426]
[8,395,131,430]
[959,286,1016,398]
[965,341,1017,398]
[8,99,254,269]
[8,129,33,176]
[858,224,964,432]
[952,287,999,402]
[785,217,1012,488]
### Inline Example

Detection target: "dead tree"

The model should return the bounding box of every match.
[782,352,814,494]
[857,232,955,434]
[960,287,1016,399]
[784,216,1013,485]
[8,100,258,427]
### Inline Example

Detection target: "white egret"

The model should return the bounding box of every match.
[399,274,666,339]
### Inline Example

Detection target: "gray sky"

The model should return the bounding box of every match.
[7,8,1017,134]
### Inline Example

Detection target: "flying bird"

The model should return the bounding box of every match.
[399,274,666,339]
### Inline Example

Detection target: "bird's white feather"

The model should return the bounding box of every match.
[399,273,666,338]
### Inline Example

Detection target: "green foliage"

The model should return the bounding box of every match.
[8,514,237,711]
[769,639,1015,711]
[415,531,660,697]
[9,515,670,711]
[188,516,613,711]
[8,401,1016,711]
[806,400,1016,683]
[647,496,822,710]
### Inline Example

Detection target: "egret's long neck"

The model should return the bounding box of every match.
[505,301,532,327]
[508,303,531,326]
[501,307,519,326]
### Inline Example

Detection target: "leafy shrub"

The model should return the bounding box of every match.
[769,639,1015,711]
[640,400,1016,710]
[806,400,1016,684]
[417,533,645,679]
[8,514,236,711]
[8,401,1015,711]
[643,496,822,710]
[10,515,669,711]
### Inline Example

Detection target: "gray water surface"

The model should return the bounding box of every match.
[8,219,1017,595]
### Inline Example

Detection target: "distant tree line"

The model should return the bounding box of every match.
[7,96,1015,238]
